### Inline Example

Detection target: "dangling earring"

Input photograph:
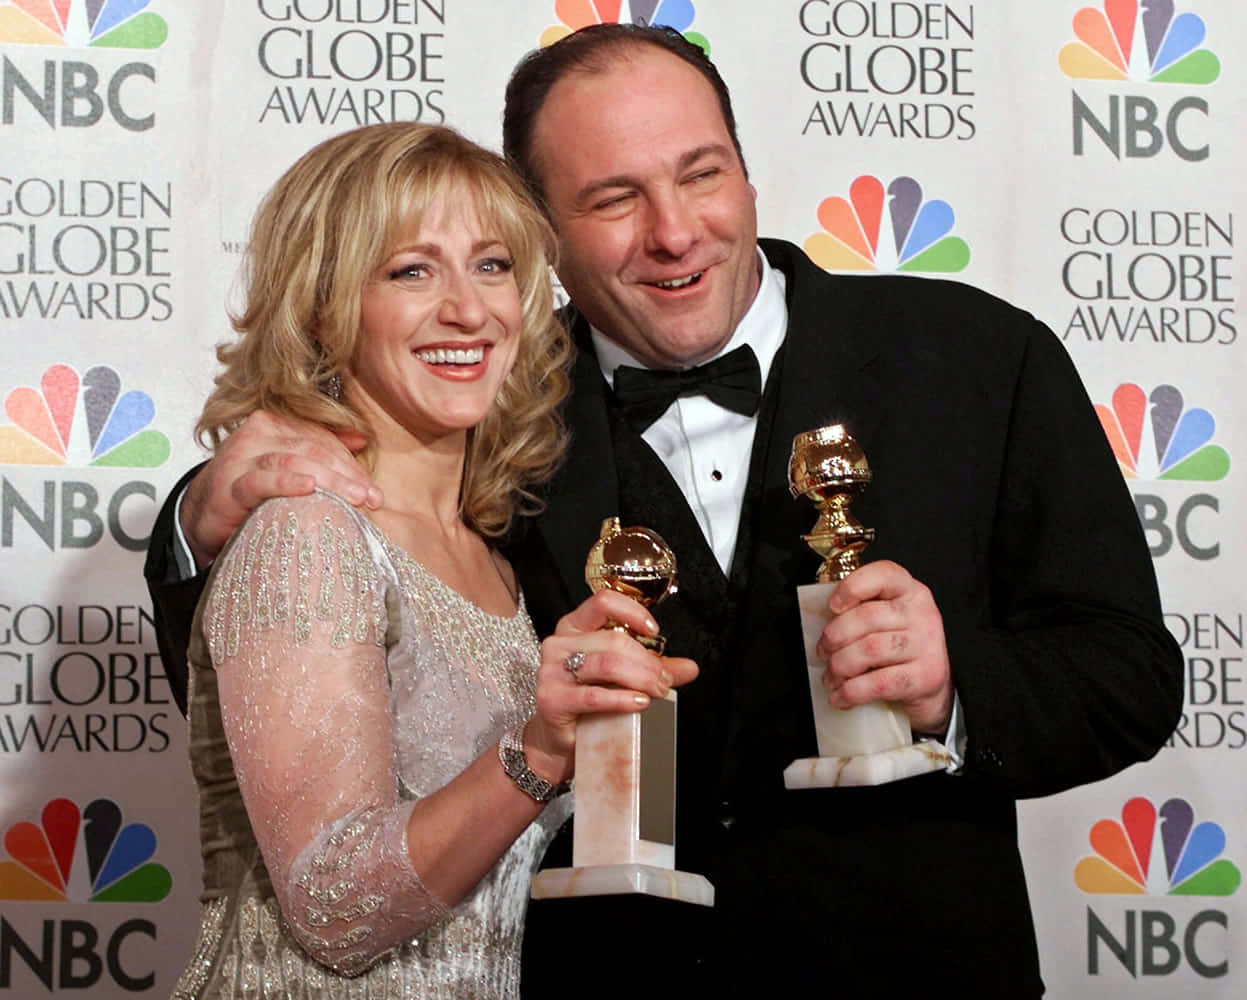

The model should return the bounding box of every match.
[325,373,343,400]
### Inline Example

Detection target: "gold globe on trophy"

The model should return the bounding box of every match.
[585,517,678,653]
[789,424,876,583]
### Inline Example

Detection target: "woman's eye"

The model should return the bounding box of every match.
[479,257,514,274]
[390,263,427,280]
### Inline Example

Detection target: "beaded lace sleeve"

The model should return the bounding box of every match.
[202,493,451,975]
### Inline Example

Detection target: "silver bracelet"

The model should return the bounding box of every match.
[498,725,570,803]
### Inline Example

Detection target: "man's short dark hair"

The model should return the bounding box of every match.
[502,24,746,212]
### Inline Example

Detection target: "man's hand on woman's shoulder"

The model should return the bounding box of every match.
[180,410,381,569]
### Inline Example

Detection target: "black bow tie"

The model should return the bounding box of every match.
[612,344,762,432]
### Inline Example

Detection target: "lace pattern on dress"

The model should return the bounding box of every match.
[176,490,569,997]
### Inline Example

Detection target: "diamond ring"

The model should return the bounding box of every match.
[564,651,586,680]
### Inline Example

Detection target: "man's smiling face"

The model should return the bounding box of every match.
[530,44,760,370]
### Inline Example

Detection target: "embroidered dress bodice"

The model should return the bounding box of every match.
[173,490,569,999]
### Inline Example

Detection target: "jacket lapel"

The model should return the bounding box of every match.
[716,242,888,778]
[750,240,886,595]
[535,316,622,607]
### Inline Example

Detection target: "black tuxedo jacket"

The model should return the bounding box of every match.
[146,239,1181,997]
[509,240,1181,996]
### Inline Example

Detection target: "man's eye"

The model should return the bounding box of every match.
[594,193,633,211]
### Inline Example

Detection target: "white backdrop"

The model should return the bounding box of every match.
[1,2,1243,996]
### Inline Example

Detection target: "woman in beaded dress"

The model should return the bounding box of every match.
[170,123,697,999]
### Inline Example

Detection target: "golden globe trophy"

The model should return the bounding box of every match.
[531,518,714,905]
[783,426,952,789]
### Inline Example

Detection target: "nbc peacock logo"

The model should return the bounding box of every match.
[0,363,171,468]
[541,0,708,53]
[803,175,970,274]
[0,0,167,49]
[1076,796,1241,897]
[1096,382,1229,481]
[0,797,172,903]
[1059,0,1220,85]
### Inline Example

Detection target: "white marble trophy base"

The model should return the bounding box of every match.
[531,864,714,905]
[783,739,953,788]
[786,581,951,788]
[531,694,715,907]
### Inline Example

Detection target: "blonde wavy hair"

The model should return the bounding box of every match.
[197,122,571,538]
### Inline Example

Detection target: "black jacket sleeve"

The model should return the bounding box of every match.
[943,313,1184,796]
[143,463,208,717]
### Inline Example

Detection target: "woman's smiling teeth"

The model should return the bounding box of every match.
[652,272,702,290]
[415,346,486,365]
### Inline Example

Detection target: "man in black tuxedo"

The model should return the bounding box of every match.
[146,25,1181,997]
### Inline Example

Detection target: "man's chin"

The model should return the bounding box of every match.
[588,299,734,368]
[645,329,735,369]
